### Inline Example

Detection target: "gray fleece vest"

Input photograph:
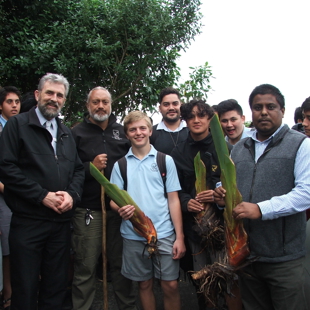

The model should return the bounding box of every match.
[231,125,307,263]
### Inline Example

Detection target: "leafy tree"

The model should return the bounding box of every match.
[0,0,202,124]
[177,62,213,102]
[244,121,253,128]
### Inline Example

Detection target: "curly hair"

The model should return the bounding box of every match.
[180,99,214,121]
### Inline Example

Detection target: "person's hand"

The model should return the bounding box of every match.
[233,202,262,220]
[92,153,108,171]
[42,192,64,214]
[118,205,135,220]
[187,198,204,213]
[214,186,226,206]
[196,190,214,203]
[56,191,73,213]
[172,238,186,260]
[0,182,4,193]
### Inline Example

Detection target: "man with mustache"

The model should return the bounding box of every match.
[71,87,136,310]
[0,73,84,309]
[150,87,188,154]
[215,84,310,310]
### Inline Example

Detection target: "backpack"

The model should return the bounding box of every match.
[117,151,167,198]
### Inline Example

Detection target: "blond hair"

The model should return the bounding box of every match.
[123,111,152,133]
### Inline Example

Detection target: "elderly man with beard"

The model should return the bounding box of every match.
[71,87,136,310]
[0,73,85,310]
[150,87,188,154]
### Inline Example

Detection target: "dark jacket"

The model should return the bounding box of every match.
[291,123,305,134]
[71,114,130,210]
[150,124,189,154]
[171,132,225,242]
[231,125,307,262]
[0,107,84,221]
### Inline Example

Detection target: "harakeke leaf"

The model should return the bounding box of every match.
[194,151,208,222]
[209,114,249,267]
[193,152,224,252]
[90,163,157,253]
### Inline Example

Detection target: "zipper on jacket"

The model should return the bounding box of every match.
[247,144,277,236]
[56,137,64,185]
[101,131,108,156]
[55,155,60,185]
[249,164,257,203]
[249,146,273,203]
[58,134,69,158]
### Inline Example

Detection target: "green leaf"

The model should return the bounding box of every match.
[194,151,207,194]
[0,0,204,124]
[209,114,242,231]
[89,162,140,211]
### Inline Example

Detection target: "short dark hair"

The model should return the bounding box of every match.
[180,99,214,121]
[217,99,243,118]
[0,86,21,106]
[211,105,218,113]
[301,97,310,113]
[20,91,37,113]
[294,107,303,124]
[158,87,181,104]
[249,84,285,109]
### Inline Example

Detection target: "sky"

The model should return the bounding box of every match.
[153,0,310,127]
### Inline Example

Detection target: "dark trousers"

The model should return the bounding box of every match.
[9,215,71,310]
[239,257,308,310]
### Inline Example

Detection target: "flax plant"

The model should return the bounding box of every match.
[90,162,158,255]
[209,114,249,267]
[193,152,224,252]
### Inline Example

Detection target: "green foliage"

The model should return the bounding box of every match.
[244,121,253,128]
[177,62,213,102]
[0,0,202,123]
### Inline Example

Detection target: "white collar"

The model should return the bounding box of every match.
[156,119,187,132]
[35,107,57,128]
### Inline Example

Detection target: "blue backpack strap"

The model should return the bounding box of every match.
[156,151,167,198]
[117,156,127,191]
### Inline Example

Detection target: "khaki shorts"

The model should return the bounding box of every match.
[121,233,179,281]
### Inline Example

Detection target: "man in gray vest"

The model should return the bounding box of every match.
[215,84,310,310]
